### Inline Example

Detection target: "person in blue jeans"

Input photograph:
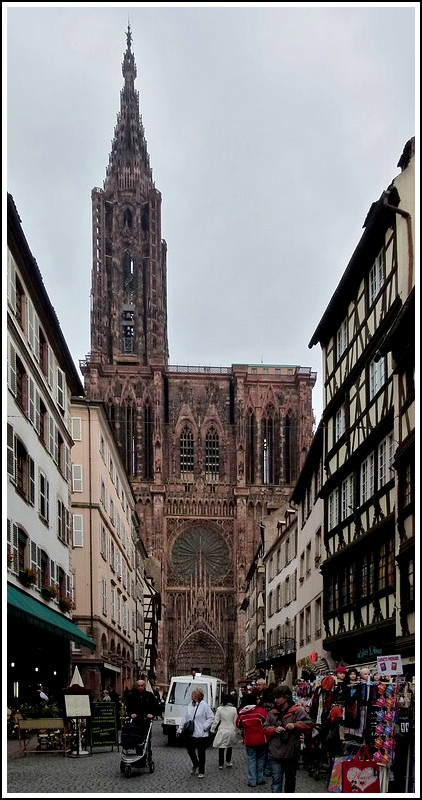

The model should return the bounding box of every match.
[236,701,268,787]
[264,684,313,793]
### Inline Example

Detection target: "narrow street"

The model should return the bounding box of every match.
[7,718,328,795]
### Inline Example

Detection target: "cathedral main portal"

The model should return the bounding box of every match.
[165,521,236,682]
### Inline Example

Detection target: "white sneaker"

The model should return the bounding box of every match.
[191,767,198,775]
[198,773,204,779]
[219,766,223,770]
[226,763,233,767]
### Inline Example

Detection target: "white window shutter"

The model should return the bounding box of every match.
[8,340,17,396]
[72,514,83,547]
[7,251,17,312]
[7,424,16,480]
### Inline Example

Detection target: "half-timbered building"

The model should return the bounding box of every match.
[309,137,415,671]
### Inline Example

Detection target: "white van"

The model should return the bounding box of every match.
[162,674,226,742]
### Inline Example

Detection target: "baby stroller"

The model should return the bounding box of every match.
[120,718,154,778]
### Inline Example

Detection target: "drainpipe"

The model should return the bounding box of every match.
[383,194,414,295]
[87,403,94,646]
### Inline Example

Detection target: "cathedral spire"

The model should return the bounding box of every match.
[105,27,151,187]
[89,26,168,368]
[122,23,136,84]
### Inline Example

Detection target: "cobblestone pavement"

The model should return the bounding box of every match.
[6,720,331,796]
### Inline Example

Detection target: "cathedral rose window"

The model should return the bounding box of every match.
[172,525,230,580]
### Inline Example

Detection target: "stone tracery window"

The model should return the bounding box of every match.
[205,428,219,475]
[123,208,133,229]
[172,525,230,580]
[123,401,136,477]
[180,426,194,474]
[246,410,255,484]
[262,406,276,484]
[123,251,134,289]
[143,402,153,480]
[284,411,297,484]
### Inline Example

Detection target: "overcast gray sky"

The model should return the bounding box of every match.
[5,3,417,425]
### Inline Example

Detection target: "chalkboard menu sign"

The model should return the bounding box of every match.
[90,702,118,749]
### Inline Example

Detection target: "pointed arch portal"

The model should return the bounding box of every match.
[177,630,225,677]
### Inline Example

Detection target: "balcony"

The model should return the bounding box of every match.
[256,638,296,665]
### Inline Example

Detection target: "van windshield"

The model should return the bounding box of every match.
[168,682,209,705]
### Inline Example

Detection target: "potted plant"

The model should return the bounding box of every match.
[58,596,73,612]
[7,551,14,569]
[19,567,38,587]
[41,584,57,601]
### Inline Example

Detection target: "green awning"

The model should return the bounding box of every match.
[7,584,95,650]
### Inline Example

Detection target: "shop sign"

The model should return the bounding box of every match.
[90,701,118,748]
[356,645,382,659]
[376,654,403,676]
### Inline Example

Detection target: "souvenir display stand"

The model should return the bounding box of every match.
[325,660,414,793]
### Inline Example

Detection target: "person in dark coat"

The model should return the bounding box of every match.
[124,679,158,755]
[108,688,122,729]
[239,684,259,708]
[125,679,158,722]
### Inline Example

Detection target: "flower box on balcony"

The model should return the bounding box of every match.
[58,597,73,612]
[19,568,38,587]
[41,584,57,601]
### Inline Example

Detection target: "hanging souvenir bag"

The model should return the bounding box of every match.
[341,746,381,793]
[327,756,346,792]
[327,752,355,793]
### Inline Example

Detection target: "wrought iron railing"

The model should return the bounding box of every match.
[256,638,296,662]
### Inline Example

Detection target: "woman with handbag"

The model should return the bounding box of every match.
[176,688,214,779]
[211,693,238,769]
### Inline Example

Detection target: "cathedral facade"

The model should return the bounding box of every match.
[81,28,316,688]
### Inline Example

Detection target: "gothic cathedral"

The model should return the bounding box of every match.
[81,28,316,688]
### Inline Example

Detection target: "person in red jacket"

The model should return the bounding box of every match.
[264,684,313,793]
[236,701,269,787]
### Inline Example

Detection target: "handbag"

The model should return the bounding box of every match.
[342,746,381,793]
[327,756,346,793]
[183,719,195,736]
[182,702,199,736]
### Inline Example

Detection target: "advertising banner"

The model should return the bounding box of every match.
[376,655,403,676]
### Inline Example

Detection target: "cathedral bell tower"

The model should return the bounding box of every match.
[82,28,317,690]
[90,25,168,368]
